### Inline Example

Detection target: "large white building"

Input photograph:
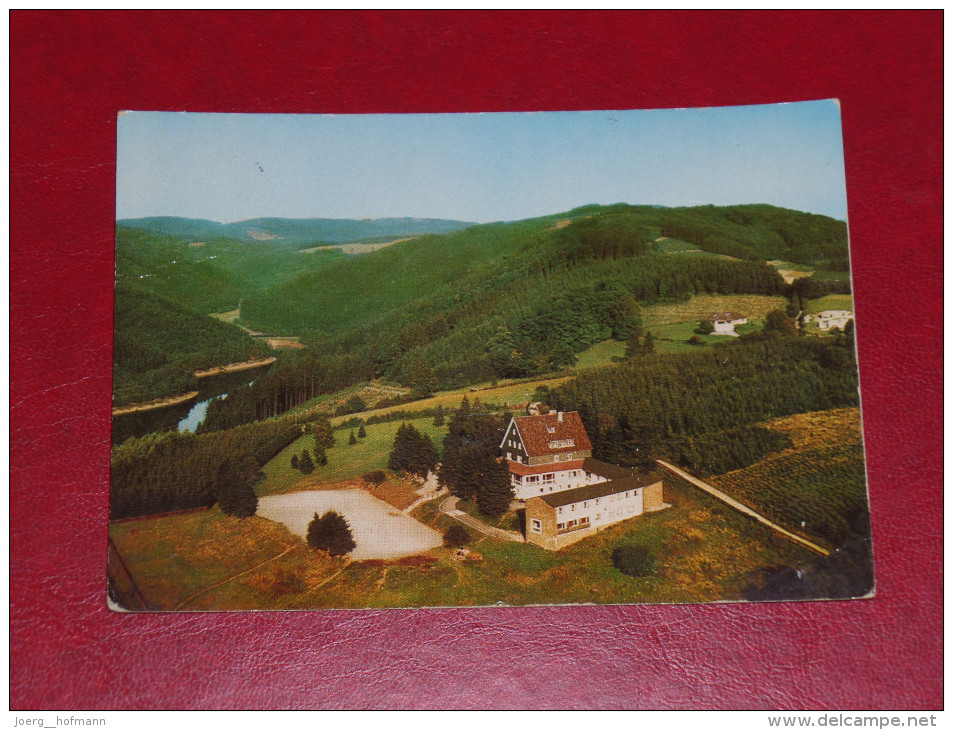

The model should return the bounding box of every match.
[524,463,666,551]
[501,410,668,550]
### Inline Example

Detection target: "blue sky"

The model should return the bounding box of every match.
[116,100,848,223]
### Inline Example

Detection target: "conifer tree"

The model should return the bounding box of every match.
[216,458,258,518]
[349,430,358,445]
[306,511,356,556]
[358,424,367,438]
[765,310,797,336]
[290,453,299,471]
[625,324,643,358]
[443,524,472,548]
[389,423,438,477]
[476,457,514,517]
[695,319,714,335]
[643,331,656,354]
[313,444,327,466]
[299,449,315,475]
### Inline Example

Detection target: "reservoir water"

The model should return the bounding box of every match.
[111,365,272,445]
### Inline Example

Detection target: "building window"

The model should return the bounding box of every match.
[567,519,577,528]
[526,475,539,484]
[531,519,542,534]
[542,473,555,483]
[547,426,556,434]
[556,523,565,530]
[558,507,563,514]
[595,498,600,505]
[580,516,589,525]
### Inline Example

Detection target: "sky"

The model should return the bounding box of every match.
[116,100,848,223]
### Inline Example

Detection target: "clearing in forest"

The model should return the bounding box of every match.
[642,293,788,329]
[707,407,866,549]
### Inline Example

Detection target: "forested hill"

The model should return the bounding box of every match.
[236,203,845,391]
[113,202,850,414]
[118,216,474,246]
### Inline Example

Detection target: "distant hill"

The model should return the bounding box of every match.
[239,203,818,389]
[114,203,850,405]
[117,216,475,246]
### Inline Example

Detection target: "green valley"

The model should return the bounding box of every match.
[109,202,869,611]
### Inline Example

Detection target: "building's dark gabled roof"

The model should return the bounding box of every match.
[582,458,645,481]
[708,311,747,322]
[511,411,592,457]
[536,466,664,509]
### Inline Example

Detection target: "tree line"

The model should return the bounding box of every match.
[110,417,319,519]
[549,335,859,476]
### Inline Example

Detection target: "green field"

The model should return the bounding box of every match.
[811,269,851,285]
[574,339,626,368]
[652,321,742,353]
[806,294,853,314]
[655,237,702,253]
[642,293,788,330]
[257,416,449,495]
[318,375,574,426]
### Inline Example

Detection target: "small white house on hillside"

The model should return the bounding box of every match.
[708,311,748,335]
[814,310,853,331]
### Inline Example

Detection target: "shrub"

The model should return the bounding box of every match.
[362,470,387,485]
[335,394,367,416]
[612,543,656,577]
[443,524,472,548]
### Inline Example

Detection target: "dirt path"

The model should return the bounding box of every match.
[173,545,298,610]
[655,460,830,556]
[112,390,199,416]
[194,356,277,379]
[439,496,524,543]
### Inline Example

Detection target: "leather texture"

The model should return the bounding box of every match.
[10,11,942,710]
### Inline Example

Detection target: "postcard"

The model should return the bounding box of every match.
[108,102,873,610]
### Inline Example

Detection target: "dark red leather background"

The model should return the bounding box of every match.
[10,12,942,709]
